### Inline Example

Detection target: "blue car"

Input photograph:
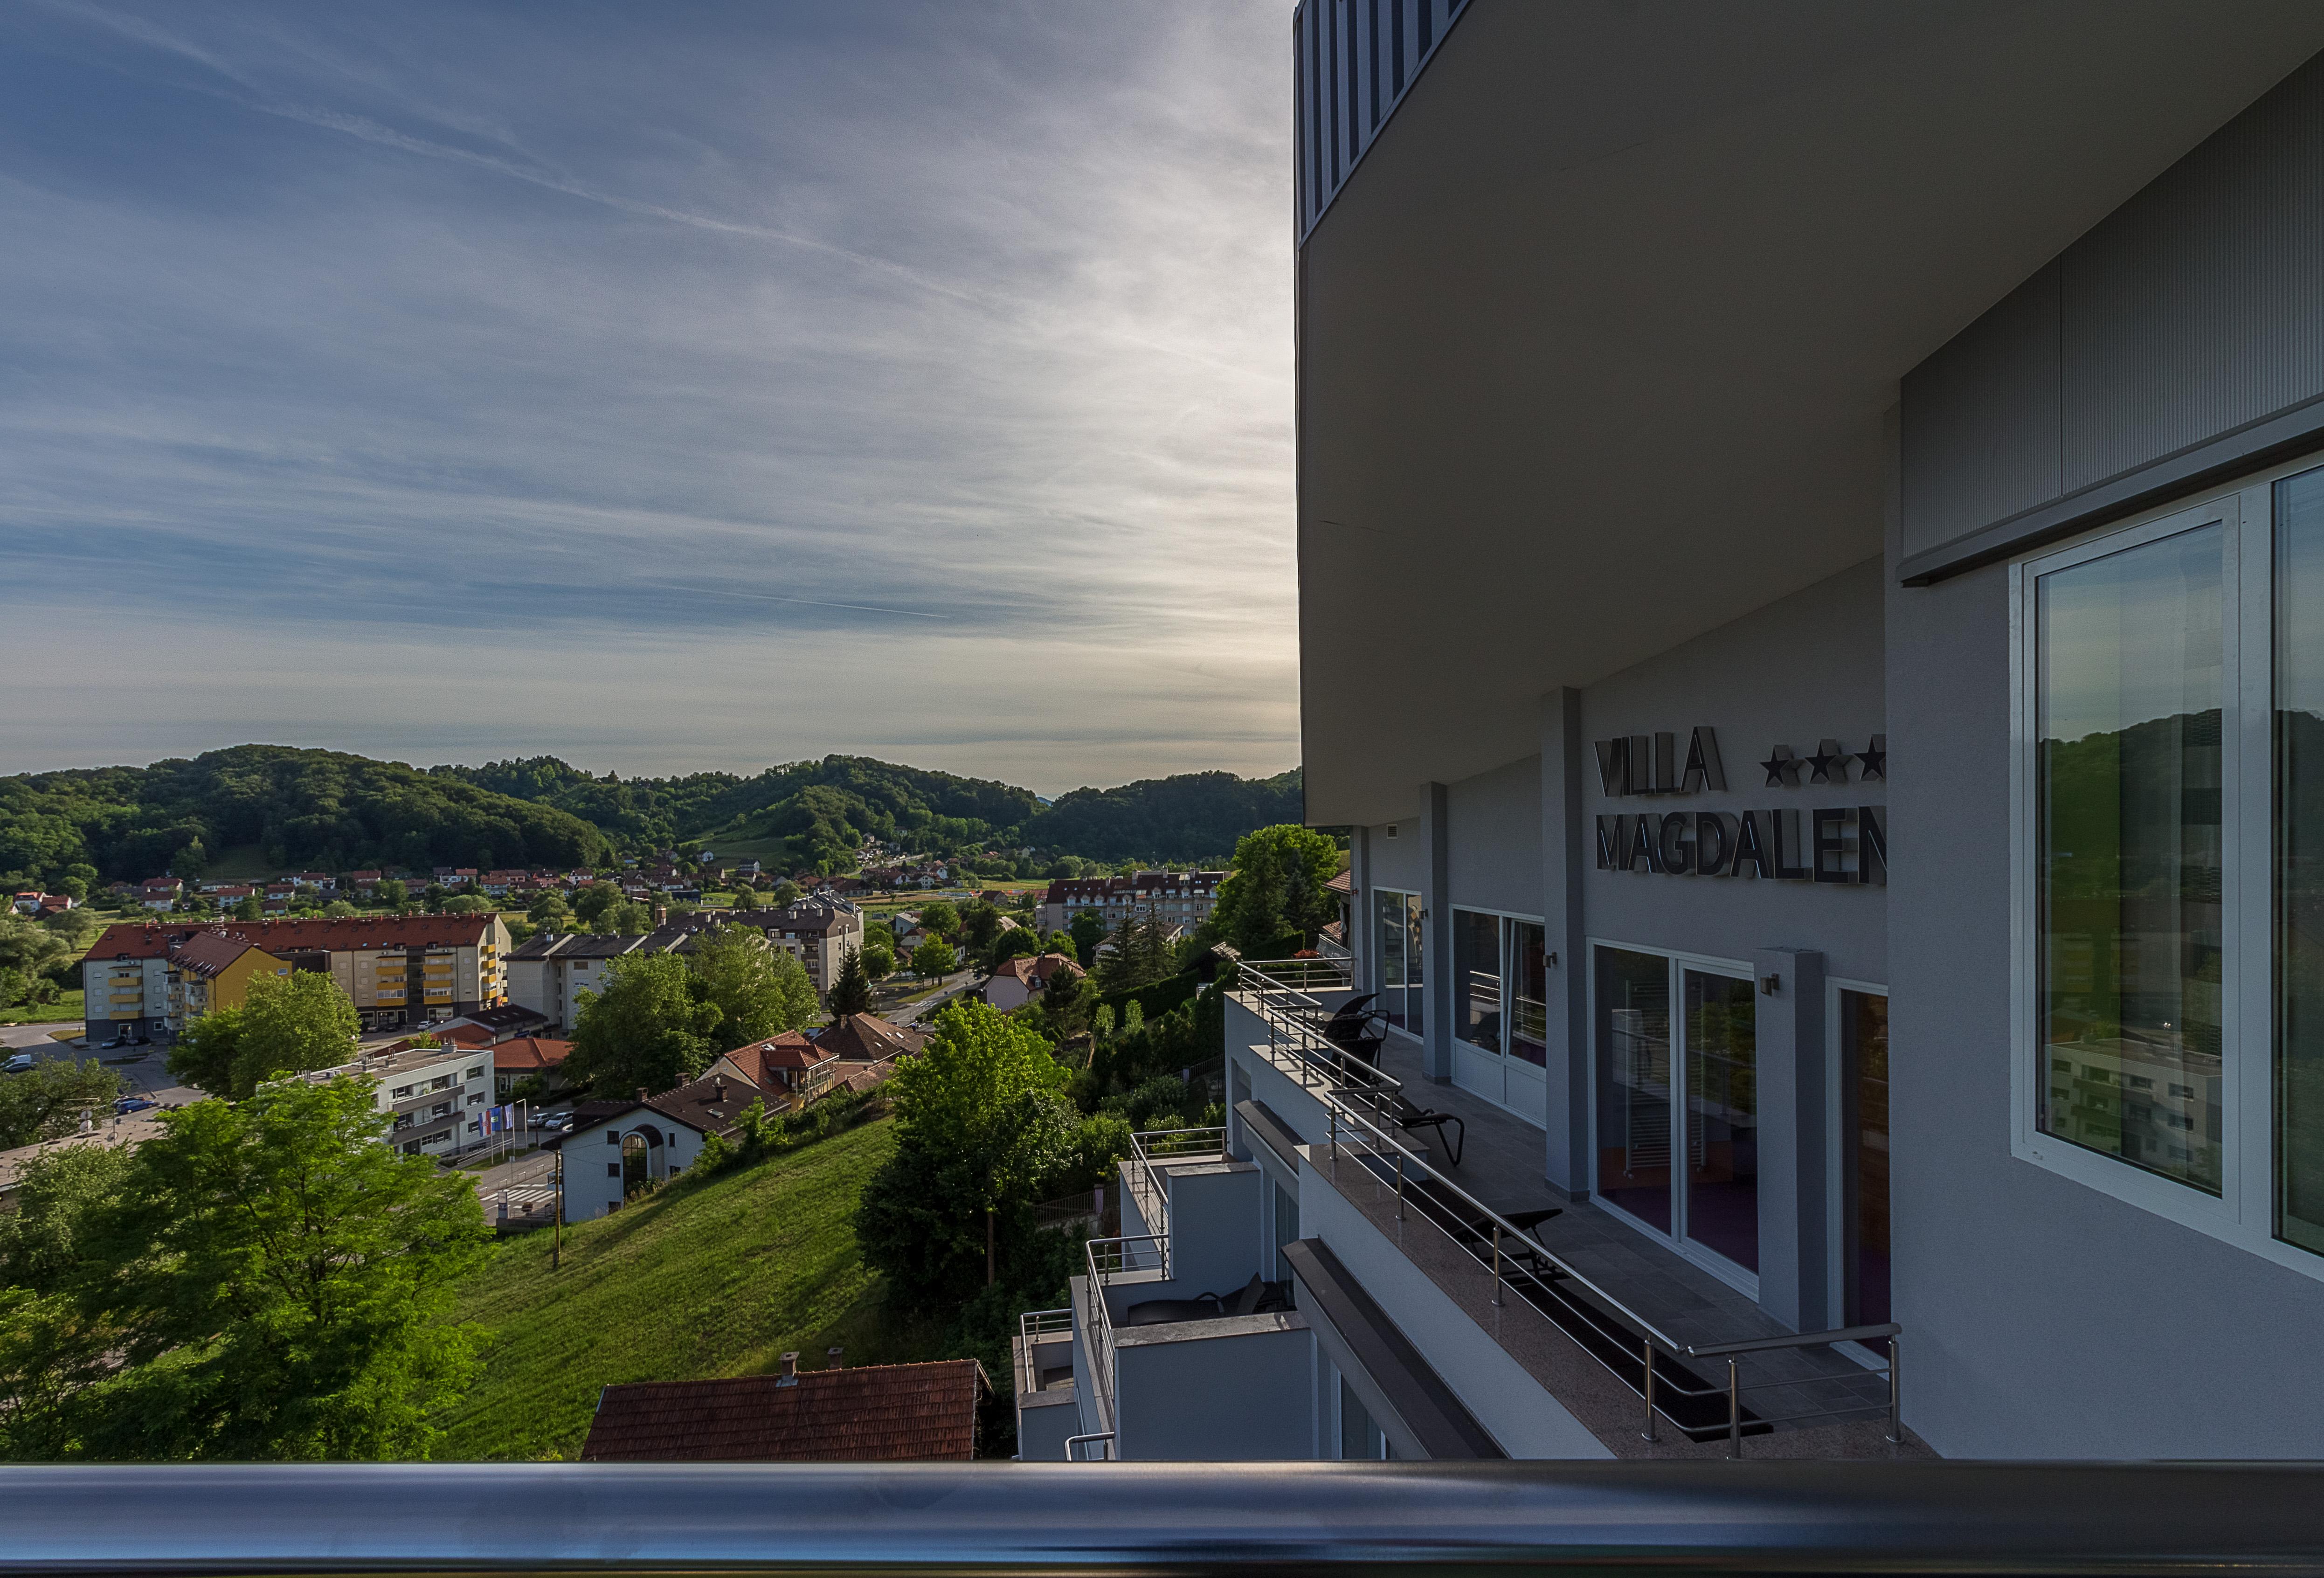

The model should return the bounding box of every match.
[113,1096,159,1115]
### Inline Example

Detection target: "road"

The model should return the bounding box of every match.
[886,969,983,1027]
[2,1025,203,1104]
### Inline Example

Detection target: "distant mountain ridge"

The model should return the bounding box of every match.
[0,745,1302,888]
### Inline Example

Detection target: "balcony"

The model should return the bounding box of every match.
[1229,962,1917,1460]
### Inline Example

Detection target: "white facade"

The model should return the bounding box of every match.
[555,1110,712,1222]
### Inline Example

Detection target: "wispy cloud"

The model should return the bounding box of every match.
[0,0,1297,790]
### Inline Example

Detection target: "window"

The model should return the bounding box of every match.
[1591,942,1758,1292]
[608,1162,621,1177]
[1452,909,1549,1069]
[1373,889,1423,1031]
[1337,1375,1389,1460]
[2013,457,2324,1277]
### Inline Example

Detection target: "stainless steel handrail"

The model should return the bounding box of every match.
[4,1462,2323,1572]
[1060,1431,1114,1462]
[1125,1126,1226,1239]
[1235,967,1900,1455]
[1079,1232,1168,1456]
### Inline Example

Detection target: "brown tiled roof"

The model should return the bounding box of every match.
[722,1032,830,1087]
[579,1360,986,1462]
[87,915,497,962]
[812,1013,926,1064]
[492,1037,572,1073]
[168,929,263,979]
[436,1022,496,1047]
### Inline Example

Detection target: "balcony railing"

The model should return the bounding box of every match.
[1234,962,1901,1455]
[4,1462,2319,1571]
[1124,1126,1226,1239]
[1078,1232,1169,1460]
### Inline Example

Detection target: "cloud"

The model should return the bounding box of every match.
[0,0,1297,788]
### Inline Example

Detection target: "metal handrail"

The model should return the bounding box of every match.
[1125,1126,1226,1239]
[1234,963,1405,1119]
[1015,1307,1073,1400]
[1079,1232,1169,1456]
[8,1462,2324,1569]
[1234,966,1901,1456]
[1060,1431,1115,1462]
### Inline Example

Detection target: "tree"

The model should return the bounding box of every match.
[229,896,263,922]
[1210,824,1341,954]
[1095,908,1173,993]
[859,931,896,978]
[526,891,570,927]
[422,883,449,914]
[689,925,816,1045]
[323,900,357,918]
[991,926,1040,964]
[0,1059,124,1149]
[729,888,760,913]
[375,879,409,910]
[828,946,873,1017]
[567,953,722,1097]
[41,1075,489,1460]
[172,838,208,882]
[959,901,1002,959]
[913,939,958,981]
[854,1001,1077,1310]
[919,900,959,940]
[770,879,802,907]
[167,973,358,1102]
[1066,909,1108,967]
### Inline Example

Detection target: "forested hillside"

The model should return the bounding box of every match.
[0,746,1305,889]
[0,746,613,889]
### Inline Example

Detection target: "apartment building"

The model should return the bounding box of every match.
[1037,872,1225,936]
[757,898,866,996]
[1015,0,2324,1466]
[81,914,511,1040]
[302,1040,496,1158]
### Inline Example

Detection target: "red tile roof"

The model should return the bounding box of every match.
[491,1037,572,1072]
[721,1031,830,1089]
[579,1361,986,1462]
[87,915,498,962]
[812,1013,927,1064]
[168,930,264,979]
[435,1022,495,1047]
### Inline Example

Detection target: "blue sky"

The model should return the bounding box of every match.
[0,0,1295,796]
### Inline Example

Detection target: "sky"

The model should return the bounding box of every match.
[0,0,1298,797]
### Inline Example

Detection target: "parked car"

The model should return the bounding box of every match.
[2,1052,34,1074]
[533,1110,572,1131]
[113,1096,158,1115]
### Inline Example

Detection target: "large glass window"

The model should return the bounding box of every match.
[1454,910,1502,1055]
[2280,469,2324,1254]
[1840,988,1890,1339]
[1373,888,1421,1031]
[2036,523,2224,1193]
[1510,921,1549,1067]
[1594,946,1673,1233]
[1684,969,1758,1273]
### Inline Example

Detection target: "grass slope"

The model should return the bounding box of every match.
[432,1118,916,1460]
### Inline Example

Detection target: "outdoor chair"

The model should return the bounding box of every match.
[1121,1272,1291,1328]
[1387,1092,1466,1166]
[1319,993,1386,1068]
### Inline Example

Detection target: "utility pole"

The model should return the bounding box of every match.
[553,1142,563,1271]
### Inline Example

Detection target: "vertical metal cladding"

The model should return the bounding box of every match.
[1292,0,1473,244]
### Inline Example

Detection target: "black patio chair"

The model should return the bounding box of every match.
[1320,993,1386,1068]
[1387,1091,1466,1166]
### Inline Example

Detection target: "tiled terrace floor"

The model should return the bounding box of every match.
[1311,1026,1923,1457]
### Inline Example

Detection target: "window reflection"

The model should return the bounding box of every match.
[1595,947,1672,1232]
[2037,525,2224,1194]
[1684,969,1757,1273]
[2280,467,2324,1253]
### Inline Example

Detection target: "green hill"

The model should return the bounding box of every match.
[0,745,614,889]
[431,1119,925,1461]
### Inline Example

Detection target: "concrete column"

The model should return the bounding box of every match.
[1420,782,1453,1083]
[1541,688,1590,1194]
[1751,946,1828,1332]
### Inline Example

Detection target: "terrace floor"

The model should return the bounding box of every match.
[1303,1029,1928,1460]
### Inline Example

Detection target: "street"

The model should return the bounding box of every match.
[885,969,982,1027]
[1,1025,203,1105]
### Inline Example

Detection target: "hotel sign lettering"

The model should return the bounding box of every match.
[1594,727,1886,887]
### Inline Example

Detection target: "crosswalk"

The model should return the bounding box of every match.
[487,1184,556,1224]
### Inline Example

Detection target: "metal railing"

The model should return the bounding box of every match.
[1233,959,1410,1128]
[1014,1307,1073,1402]
[1077,1232,1169,1459]
[1125,1126,1226,1239]
[1235,964,1901,1456]
[5,1462,2322,1571]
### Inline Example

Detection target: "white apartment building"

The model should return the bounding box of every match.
[1038,872,1225,936]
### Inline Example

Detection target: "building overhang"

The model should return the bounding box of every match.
[1297,0,2324,826]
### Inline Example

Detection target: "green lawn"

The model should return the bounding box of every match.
[430,1118,933,1460]
[0,990,83,1026]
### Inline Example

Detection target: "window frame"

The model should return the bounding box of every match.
[1824,976,1889,1349]
[1584,935,1761,1299]
[2008,461,2324,1282]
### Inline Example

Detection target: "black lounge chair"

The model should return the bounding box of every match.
[1320,993,1386,1067]
[1387,1092,1466,1165]
[1121,1272,1291,1328]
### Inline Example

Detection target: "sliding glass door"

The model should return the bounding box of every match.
[1451,908,1550,1123]
[1374,889,1421,1031]
[1839,986,1890,1341]
[1593,943,1760,1289]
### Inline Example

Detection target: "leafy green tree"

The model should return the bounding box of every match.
[526,891,570,927]
[854,1000,1077,1309]
[1210,824,1341,954]
[959,901,1001,959]
[771,879,802,906]
[729,888,760,912]
[1095,908,1173,993]
[913,939,958,980]
[1066,909,1108,967]
[172,838,208,882]
[323,900,357,918]
[374,879,409,910]
[166,973,358,1102]
[569,953,722,1096]
[690,925,816,1044]
[0,1059,124,1149]
[422,883,449,914]
[229,896,263,922]
[859,931,896,978]
[828,946,873,1017]
[23,1075,490,1460]
[919,900,959,939]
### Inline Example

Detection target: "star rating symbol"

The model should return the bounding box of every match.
[1857,734,1887,781]
[1807,738,1852,784]
[1760,746,1799,788]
